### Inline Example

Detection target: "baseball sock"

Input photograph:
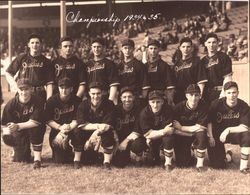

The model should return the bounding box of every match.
[33,151,41,162]
[196,149,206,167]
[164,148,174,166]
[240,147,250,170]
[74,151,81,162]
[32,143,42,161]
[103,146,113,164]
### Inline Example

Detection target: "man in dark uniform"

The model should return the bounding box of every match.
[118,39,150,99]
[201,33,233,103]
[113,87,144,167]
[207,81,250,174]
[76,82,116,169]
[135,90,175,171]
[173,84,208,172]
[45,77,82,168]
[172,37,207,104]
[6,34,53,101]
[52,36,87,98]
[86,38,119,104]
[145,39,175,105]
[1,78,45,169]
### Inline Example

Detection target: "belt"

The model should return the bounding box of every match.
[213,86,223,91]
[31,86,45,91]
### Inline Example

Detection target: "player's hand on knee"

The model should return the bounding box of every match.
[219,129,229,143]
[118,139,129,151]
[208,137,216,147]
[163,123,174,135]
[7,122,19,132]
[146,138,152,147]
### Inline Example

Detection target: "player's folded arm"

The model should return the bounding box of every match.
[180,124,207,133]
[17,119,40,131]
[226,124,249,133]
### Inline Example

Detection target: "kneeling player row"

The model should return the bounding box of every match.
[1,78,250,174]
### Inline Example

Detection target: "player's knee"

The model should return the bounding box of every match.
[2,134,17,147]
[240,131,250,147]
[113,151,130,168]
[194,131,207,150]
[162,135,174,150]
[101,130,115,148]
[130,137,146,155]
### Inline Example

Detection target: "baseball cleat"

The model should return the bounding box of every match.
[196,166,206,172]
[163,164,174,172]
[33,160,41,169]
[240,168,250,174]
[74,161,81,169]
[103,162,111,170]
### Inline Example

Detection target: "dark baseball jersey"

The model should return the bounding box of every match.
[52,55,87,94]
[139,103,173,135]
[6,53,54,87]
[118,58,150,96]
[173,56,207,92]
[77,98,116,128]
[208,98,250,137]
[201,51,232,88]
[45,94,81,124]
[115,103,143,142]
[2,94,44,125]
[173,100,208,128]
[86,58,119,91]
[145,58,175,91]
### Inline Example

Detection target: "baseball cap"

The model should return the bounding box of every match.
[17,78,31,88]
[120,86,134,95]
[58,77,73,88]
[224,81,238,91]
[148,39,160,47]
[148,90,164,100]
[179,37,193,46]
[121,39,135,48]
[59,36,73,45]
[205,33,219,41]
[89,82,103,90]
[27,33,42,42]
[91,37,105,45]
[185,84,201,94]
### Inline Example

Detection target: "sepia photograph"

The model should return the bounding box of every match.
[1,0,249,194]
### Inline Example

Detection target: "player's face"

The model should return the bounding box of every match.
[121,45,134,58]
[28,38,41,54]
[179,42,192,58]
[205,37,218,53]
[59,86,73,100]
[186,92,201,108]
[149,98,164,113]
[225,87,239,106]
[61,41,73,57]
[89,88,102,106]
[92,42,103,57]
[17,87,32,104]
[121,91,135,109]
[147,45,159,59]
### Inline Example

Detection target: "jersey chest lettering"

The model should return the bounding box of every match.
[22,61,44,69]
[216,110,240,123]
[119,66,134,75]
[180,112,199,122]
[87,62,105,73]
[55,63,76,71]
[54,105,75,121]
[206,58,219,68]
[175,62,192,72]
[117,114,136,130]
[154,115,166,126]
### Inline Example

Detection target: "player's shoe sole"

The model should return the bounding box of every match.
[240,168,250,174]
[33,160,41,169]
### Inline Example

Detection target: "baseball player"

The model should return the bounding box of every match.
[117,39,150,99]
[145,39,175,105]
[112,86,144,167]
[45,77,82,168]
[201,33,233,103]
[173,84,208,172]
[76,82,116,170]
[52,36,87,98]
[135,90,175,171]
[5,33,54,101]
[86,38,119,104]
[172,37,207,104]
[207,81,250,174]
[1,78,46,169]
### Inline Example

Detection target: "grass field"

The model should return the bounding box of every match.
[1,129,250,195]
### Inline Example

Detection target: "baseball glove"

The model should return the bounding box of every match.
[52,132,70,150]
[2,126,19,146]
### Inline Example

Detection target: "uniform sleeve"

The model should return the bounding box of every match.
[239,103,250,127]
[76,101,89,125]
[6,55,23,76]
[165,63,175,89]
[30,97,44,124]
[196,107,208,127]
[222,54,233,77]
[195,58,208,84]
[44,97,55,122]
[163,105,174,126]
[44,58,54,85]
[208,100,218,123]
[1,100,15,125]
[102,101,116,127]
[72,97,82,120]
[139,62,150,90]
[139,108,153,134]
[106,60,120,87]
[173,103,181,120]
[78,61,87,85]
